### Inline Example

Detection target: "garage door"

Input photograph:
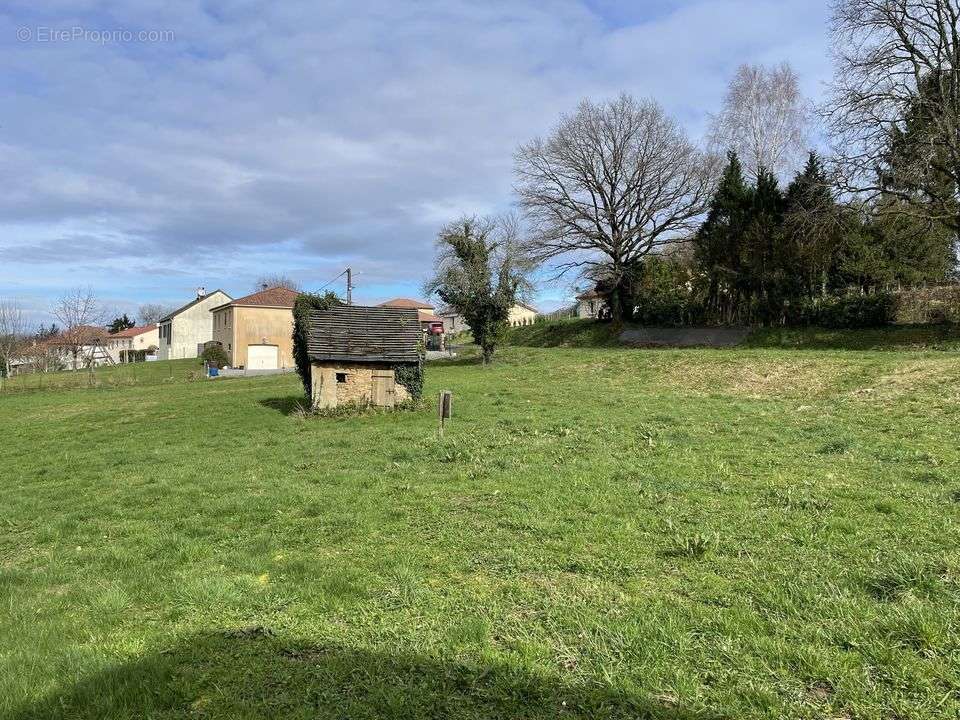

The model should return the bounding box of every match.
[247,344,279,370]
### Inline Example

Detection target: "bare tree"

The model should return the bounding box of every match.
[137,303,174,325]
[825,0,960,232]
[53,287,105,371]
[254,274,301,292]
[515,94,719,325]
[0,298,27,385]
[709,62,810,180]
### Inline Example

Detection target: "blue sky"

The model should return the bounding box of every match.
[0,0,833,326]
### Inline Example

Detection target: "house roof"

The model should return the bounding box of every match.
[160,290,231,322]
[307,305,421,364]
[378,297,435,311]
[575,289,604,301]
[514,301,540,313]
[211,286,299,311]
[110,324,156,338]
[46,325,107,346]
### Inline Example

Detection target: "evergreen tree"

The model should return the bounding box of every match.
[740,168,786,322]
[694,152,752,322]
[108,314,135,334]
[783,152,839,298]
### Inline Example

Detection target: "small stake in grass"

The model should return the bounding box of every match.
[438,390,452,437]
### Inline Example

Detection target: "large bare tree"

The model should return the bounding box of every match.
[0,298,27,384]
[53,287,105,371]
[708,62,810,180]
[515,94,719,325]
[137,303,174,325]
[825,0,960,232]
[254,274,301,292]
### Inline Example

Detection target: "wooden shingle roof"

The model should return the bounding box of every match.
[307,305,421,364]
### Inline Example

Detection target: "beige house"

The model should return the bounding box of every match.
[103,324,159,363]
[307,305,422,409]
[210,286,299,370]
[158,289,232,360]
[439,303,539,333]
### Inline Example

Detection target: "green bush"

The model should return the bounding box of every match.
[786,293,896,328]
[292,292,341,399]
[200,344,229,368]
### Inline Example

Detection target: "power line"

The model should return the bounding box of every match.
[315,269,347,293]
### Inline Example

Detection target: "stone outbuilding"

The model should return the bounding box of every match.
[306,305,422,409]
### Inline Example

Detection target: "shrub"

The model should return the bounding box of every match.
[785,293,896,328]
[200,344,229,368]
[894,285,960,324]
[292,291,341,399]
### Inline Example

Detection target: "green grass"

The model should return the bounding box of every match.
[1,358,203,393]
[2,344,960,718]
[506,318,623,347]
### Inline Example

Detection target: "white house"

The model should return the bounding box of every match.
[157,288,232,361]
[575,289,605,319]
[103,324,159,363]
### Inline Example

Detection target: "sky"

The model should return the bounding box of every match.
[0,0,834,327]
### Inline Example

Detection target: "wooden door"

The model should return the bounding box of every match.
[371,369,396,407]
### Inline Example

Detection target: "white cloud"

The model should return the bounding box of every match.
[0,0,832,319]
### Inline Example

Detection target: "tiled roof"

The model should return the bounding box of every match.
[110,324,156,338]
[307,305,421,364]
[378,297,435,310]
[213,286,300,311]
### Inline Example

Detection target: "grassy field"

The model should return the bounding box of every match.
[2,341,959,718]
[0,358,205,394]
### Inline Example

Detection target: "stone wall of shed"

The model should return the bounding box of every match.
[310,361,410,409]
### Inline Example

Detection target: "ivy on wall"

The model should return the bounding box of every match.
[292,292,340,399]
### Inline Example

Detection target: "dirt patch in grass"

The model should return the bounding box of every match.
[849,360,960,403]
[660,358,848,398]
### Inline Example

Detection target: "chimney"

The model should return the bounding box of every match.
[196,286,206,299]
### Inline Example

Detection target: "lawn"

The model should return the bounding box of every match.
[1,343,959,718]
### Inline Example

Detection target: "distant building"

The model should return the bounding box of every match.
[210,286,299,370]
[377,298,435,312]
[306,305,422,409]
[103,324,159,363]
[575,289,605,319]
[157,288,232,360]
[439,303,539,334]
[379,298,445,348]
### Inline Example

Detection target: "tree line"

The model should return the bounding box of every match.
[430,0,960,354]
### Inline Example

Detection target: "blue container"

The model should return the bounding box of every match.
[209,367,219,377]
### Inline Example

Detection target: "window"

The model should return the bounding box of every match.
[336,372,347,383]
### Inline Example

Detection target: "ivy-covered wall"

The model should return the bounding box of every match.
[394,362,424,400]
[292,292,340,399]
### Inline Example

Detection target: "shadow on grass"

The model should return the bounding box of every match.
[8,632,720,719]
[258,395,309,415]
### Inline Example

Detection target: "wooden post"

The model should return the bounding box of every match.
[438,390,452,437]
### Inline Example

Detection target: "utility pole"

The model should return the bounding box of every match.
[346,267,353,305]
